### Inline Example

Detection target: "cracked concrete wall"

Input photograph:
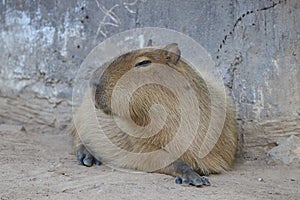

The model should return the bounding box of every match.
[0,0,299,159]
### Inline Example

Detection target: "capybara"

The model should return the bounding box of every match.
[69,43,237,187]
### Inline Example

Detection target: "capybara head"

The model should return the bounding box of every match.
[91,43,184,115]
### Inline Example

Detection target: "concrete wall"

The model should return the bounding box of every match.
[0,0,299,160]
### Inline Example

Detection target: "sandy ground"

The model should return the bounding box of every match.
[0,126,299,200]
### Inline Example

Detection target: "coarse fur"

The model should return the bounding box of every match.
[69,43,237,186]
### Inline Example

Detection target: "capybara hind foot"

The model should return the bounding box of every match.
[76,145,101,167]
[175,170,210,187]
[157,159,210,187]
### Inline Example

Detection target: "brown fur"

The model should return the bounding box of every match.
[69,43,237,178]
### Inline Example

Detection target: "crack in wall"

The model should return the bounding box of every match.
[216,0,287,59]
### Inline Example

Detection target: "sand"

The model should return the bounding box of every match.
[1,126,299,200]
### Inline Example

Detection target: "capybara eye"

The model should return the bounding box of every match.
[166,56,171,62]
[134,60,152,68]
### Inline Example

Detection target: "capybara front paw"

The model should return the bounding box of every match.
[175,170,210,187]
[76,146,101,167]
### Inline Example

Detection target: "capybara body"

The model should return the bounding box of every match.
[69,43,237,186]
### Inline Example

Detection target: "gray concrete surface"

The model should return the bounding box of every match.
[0,0,299,160]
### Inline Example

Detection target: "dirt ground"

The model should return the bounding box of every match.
[0,125,299,200]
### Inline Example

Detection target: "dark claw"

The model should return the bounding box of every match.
[77,151,85,165]
[193,178,204,186]
[182,179,190,185]
[191,176,210,186]
[202,177,211,186]
[83,153,94,167]
[76,148,101,167]
[94,158,101,166]
[175,176,182,184]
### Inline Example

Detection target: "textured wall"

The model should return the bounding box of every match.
[0,0,299,160]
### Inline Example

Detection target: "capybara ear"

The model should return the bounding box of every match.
[163,43,181,64]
